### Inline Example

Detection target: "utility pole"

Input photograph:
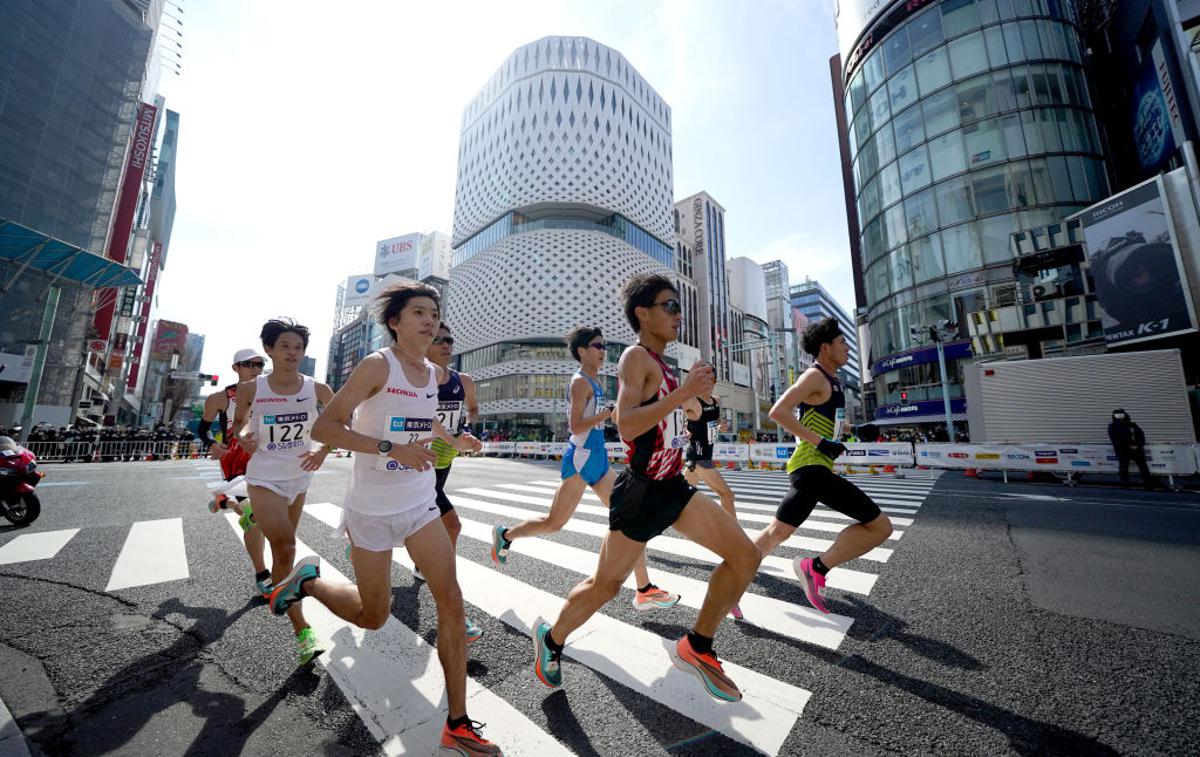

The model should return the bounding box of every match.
[909,320,958,440]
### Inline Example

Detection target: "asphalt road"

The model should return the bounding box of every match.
[0,455,1197,756]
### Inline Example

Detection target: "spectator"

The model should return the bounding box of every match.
[1107,409,1158,490]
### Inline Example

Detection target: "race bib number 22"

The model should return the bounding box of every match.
[375,416,433,471]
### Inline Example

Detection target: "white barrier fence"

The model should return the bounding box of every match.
[479,441,915,470]
[915,442,1200,485]
[27,440,206,463]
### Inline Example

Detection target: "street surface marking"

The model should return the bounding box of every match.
[0,529,80,565]
[222,513,570,757]
[302,503,810,755]
[34,481,86,487]
[106,518,189,591]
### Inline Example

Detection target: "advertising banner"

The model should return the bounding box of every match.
[750,442,914,465]
[343,274,374,307]
[418,233,451,281]
[151,320,188,358]
[1131,41,1186,173]
[915,443,1198,475]
[606,441,627,460]
[712,443,749,462]
[127,241,164,391]
[875,397,967,421]
[1078,176,1197,346]
[375,234,420,276]
[872,341,971,376]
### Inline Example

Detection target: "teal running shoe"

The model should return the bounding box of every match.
[466,618,483,643]
[255,575,273,599]
[490,524,511,566]
[296,627,323,666]
[532,617,562,688]
[269,555,320,615]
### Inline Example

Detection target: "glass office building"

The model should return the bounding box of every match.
[836,0,1111,420]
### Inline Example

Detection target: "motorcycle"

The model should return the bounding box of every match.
[0,435,43,527]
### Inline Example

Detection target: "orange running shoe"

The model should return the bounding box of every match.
[633,584,680,611]
[671,635,742,702]
[440,719,501,756]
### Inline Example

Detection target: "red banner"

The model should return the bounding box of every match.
[126,241,163,391]
[94,101,158,342]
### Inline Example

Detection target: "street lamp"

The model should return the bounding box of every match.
[909,320,958,440]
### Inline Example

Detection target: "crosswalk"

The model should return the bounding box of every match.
[0,463,941,755]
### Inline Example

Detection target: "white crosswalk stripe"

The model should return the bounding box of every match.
[105,518,189,591]
[0,528,79,565]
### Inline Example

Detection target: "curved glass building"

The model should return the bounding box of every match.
[835,0,1112,424]
[446,36,676,436]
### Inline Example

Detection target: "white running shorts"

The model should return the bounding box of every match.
[338,504,441,552]
[244,474,313,506]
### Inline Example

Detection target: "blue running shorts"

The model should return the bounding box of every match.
[561,440,610,485]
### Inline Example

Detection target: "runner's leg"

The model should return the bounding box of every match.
[503,475,587,541]
[812,474,892,569]
[697,465,736,520]
[304,545,395,629]
[404,517,468,720]
[670,492,760,637]
[589,470,653,589]
[247,485,308,635]
[549,529,645,644]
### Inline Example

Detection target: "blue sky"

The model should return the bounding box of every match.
[155,0,853,382]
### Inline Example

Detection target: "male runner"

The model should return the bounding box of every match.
[682,392,742,619]
[532,273,761,702]
[754,317,893,614]
[274,283,500,755]
[491,326,680,611]
[199,348,269,596]
[232,319,332,665]
[426,321,485,641]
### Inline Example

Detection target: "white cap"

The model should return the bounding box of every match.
[232,348,265,364]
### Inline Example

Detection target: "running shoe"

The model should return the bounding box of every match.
[269,555,320,615]
[296,627,324,666]
[344,543,352,561]
[532,617,562,688]
[671,635,742,702]
[490,524,511,566]
[255,575,273,599]
[237,502,255,533]
[465,618,483,643]
[793,556,829,614]
[439,719,500,756]
[633,584,680,611]
[729,604,744,620]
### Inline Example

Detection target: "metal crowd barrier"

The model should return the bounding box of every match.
[26,440,206,462]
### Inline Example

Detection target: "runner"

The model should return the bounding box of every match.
[753,317,893,614]
[491,326,680,612]
[532,273,761,702]
[198,348,269,597]
[426,321,485,641]
[682,392,742,619]
[231,319,332,666]
[275,282,500,755]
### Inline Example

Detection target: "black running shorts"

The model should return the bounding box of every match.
[434,465,454,515]
[609,470,697,543]
[776,465,881,527]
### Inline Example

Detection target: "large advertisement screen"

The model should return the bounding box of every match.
[374,233,420,276]
[1079,176,1197,346]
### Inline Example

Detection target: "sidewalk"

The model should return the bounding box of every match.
[0,696,30,757]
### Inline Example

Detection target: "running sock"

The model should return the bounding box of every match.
[500,528,510,542]
[812,556,831,575]
[687,631,714,655]
[255,570,270,583]
[446,714,472,731]
[543,629,564,654]
[638,583,654,593]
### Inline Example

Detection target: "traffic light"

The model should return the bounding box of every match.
[900,391,909,406]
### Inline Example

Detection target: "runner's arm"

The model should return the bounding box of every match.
[567,375,611,435]
[768,369,826,446]
[310,354,394,454]
[231,380,256,438]
[613,349,711,440]
[682,396,701,420]
[460,373,480,426]
[198,392,225,450]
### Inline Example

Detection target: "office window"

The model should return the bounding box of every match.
[1006,160,1035,207]
[935,174,975,224]
[922,88,960,135]
[904,186,939,237]
[971,164,1009,213]
[879,161,902,208]
[964,118,1007,167]
[863,50,885,92]
[889,245,914,292]
[870,84,891,127]
[909,7,945,55]
[942,221,982,273]
[979,213,1015,264]
[957,74,995,121]
[950,31,989,80]
[899,145,932,193]
[943,0,981,38]
[915,47,953,96]
[876,120,897,167]
[910,233,947,283]
[884,203,908,248]
[889,64,919,112]
[893,105,926,152]
[929,129,967,180]
[882,26,912,75]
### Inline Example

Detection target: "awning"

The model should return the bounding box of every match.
[868,412,969,427]
[0,218,143,290]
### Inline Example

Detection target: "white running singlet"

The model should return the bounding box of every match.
[343,349,439,516]
[245,375,319,482]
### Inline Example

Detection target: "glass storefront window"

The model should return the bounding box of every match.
[859,173,881,220]
[869,84,891,127]
[943,0,981,38]
[889,245,914,292]
[950,31,989,80]
[857,136,880,179]
[977,0,999,24]
[884,203,908,248]
[936,174,975,224]
[992,67,1021,111]
[893,105,926,152]
[909,7,945,56]
[964,118,1006,167]
[854,105,873,150]
[1047,154,1073,201]
[879,161,902,208]
[1083,156,1107,198]
[910,234,947,283]
[849,68,867,113]
[1020,109,1045,153]
[889,64,919,113]
[922,88,959,135]
[1057,108,1082,151]
[882,26,912,76]
[899,145,932,193]
[979,213,1015,264]
[929,129,967,180]
[971,164,1009,213]
[1027,157,1053,205]
[1066,155,1091,203]
[942,221,982,273]
[1037,108,1063,151]
[904,186,939,237]
[876,121,897,167]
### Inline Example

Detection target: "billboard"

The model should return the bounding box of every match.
[343,274,374,307]
[418,233,452,281]
[1131,41,1187,174]
[375,233,420,276]
[151,319,189,358]
[1078,176,1197,346]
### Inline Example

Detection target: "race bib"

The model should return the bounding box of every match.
[436,401,463,434]
[259,411,313,453]
[665,408,688,449]
[833,408,846,440]
[374,416,434,471]
[706,420,719,442]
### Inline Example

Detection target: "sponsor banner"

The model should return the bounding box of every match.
[750,443,795,463]
[712,443,749,462]
[515,442,541,455]
[916,443,1198,475]
[151,319,188,357]
[127,241,164,390]
[606,441,627,460]
[1132,41,1186,173]
[343,274,374,307]
[872,341,971,377]
[481,442,516,455]
[1078,176,1197,346]
[375,233,420,276]
[749,442,913,465]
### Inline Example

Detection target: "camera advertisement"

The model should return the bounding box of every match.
[1079,176,1197,347]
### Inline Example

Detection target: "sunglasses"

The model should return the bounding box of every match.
[237,360,266,369]
[589,342,607,351]
[652,298,682,315]
[433,335,454,346]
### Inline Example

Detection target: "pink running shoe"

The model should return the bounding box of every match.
[793,557,830,614]
[729,604,744,620]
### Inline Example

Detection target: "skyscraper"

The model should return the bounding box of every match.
[446,36,676,436]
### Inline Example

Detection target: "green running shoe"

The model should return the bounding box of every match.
[237,502,255,533]
[296,627,323,666]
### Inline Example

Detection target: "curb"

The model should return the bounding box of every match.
[0,696,31,757]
